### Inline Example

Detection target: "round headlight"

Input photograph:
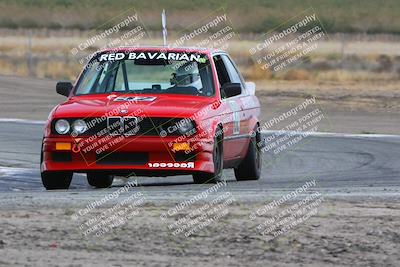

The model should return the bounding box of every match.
[55,119,70,134]
[72,119,88,135]
[177,119,195,134]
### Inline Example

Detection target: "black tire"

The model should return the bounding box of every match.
[87,173,114,188]
[41,171,73,190]
[40,141,73,190]
[234,129,262,181]
[193,130,223,184]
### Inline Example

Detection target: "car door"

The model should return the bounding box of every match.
[221,55,250,134]
[212,54,246,159]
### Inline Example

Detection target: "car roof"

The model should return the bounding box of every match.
[99,46,226,55]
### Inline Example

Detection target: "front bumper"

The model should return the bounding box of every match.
[41,135,215,175]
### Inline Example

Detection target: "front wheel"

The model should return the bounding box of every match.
[193,132,223,184]
[41,171,73,190]
[40,140,73,190]
[87,173,114,188]
[234,129,262,181]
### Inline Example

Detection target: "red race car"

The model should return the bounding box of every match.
[41,46,262,190]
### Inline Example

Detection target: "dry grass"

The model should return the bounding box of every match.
[0,33,399,81]
[282,69,312,80]
[315,70,398,82]
[240,64,272,80]
[0,59,29,76]
[35,61,81,80]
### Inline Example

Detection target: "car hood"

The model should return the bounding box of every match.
[53,94,215,119]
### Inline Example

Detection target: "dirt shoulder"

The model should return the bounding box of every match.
[0,199,399,266]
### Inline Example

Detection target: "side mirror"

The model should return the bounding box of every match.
[245,81,256,95]
[56,81,73,97]
[221,83,242,99]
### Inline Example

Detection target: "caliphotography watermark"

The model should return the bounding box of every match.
[249,9,327,73]
[165,8,238,52]
[68,106,146,165]
[249,179,324,241]
[254,96,327,157]
[159,180,236,237]
[71,180,146,237]
[70,8,148,66]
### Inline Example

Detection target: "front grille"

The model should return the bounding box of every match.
[101,117,180,136]
[96,152,148,165]
[52,117,187,137]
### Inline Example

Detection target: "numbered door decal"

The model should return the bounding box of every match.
[228,101,240,135]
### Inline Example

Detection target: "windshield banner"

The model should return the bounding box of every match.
[99,52,207,63]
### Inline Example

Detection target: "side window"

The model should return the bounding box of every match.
[221,55,243,85]
[213,55,232,99]
[213,55,231,87]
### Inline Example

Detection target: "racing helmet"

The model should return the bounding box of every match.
[171,62,202,90]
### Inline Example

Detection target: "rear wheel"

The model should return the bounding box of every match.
[87,173,114,188]
[234,129,261,181]
[193,131,223,184]
[41,171,73,190]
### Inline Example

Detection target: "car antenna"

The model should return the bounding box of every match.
[162,9,167,46]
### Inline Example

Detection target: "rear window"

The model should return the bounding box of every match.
[75,51,214,97]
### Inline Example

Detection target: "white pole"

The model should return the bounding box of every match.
[162,9,167,46]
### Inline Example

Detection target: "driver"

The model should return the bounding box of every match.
[170,62,202,93]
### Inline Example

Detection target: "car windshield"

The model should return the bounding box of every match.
[74,51,214,97]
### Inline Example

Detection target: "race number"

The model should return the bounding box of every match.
[228,101,241,135]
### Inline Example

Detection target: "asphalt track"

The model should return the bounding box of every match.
[0,120,399,203]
